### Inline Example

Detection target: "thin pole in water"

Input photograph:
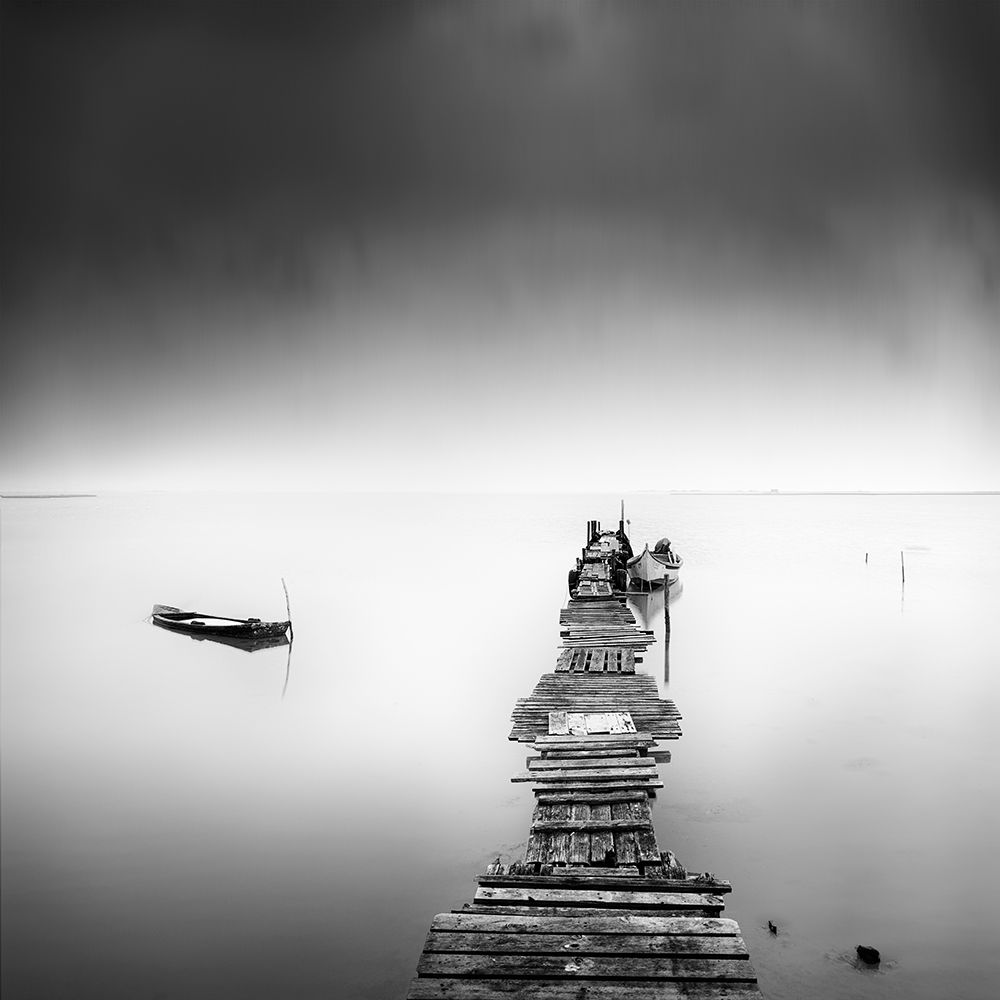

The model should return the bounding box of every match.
[281,577,293,700]
[865,552,868,564]
[900,550,905,584]
[282,577,293,642]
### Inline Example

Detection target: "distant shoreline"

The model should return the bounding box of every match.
[1,490,997,498]
[658,490,1000,496]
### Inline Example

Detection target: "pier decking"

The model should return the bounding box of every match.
[407,522,763,998]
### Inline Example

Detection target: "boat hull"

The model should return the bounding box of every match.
[626,546,682,588]
[152,605,290,639]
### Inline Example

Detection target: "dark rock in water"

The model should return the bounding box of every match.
[856,945,881,965]
[768,921,778,935]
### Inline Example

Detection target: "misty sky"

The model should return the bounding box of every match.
[2,1,998,492]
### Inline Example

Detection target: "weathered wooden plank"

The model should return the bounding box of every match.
[557,865,642,877]
[559,629,637,634]
[524,829,545,865]
[527,692,671,699]
[546,803,571,865]
[587,804,615,866]
[519,706,674,714]
[612,800,640,865]
[530,780,664,793]
[568,836,591,865]
[452,905,724,919]
[515,705,678,713]
[474,887,724,910]
[528,756,655,771]
[515,719,679,730]
[527,686,665,694]
[416,953,757,981]
[516,700,678,709]
[514,709,677,718]
[428,913,742,936]
[559,611,635,616]
[514,732,679,745]
[515,707,676,713]
[528,818,654,832]
[635,824,661,863]
[408,979,764,999]
[534,733,656,747]
[423,931,749,958]
[517,696,678,706]
[513,767,659,782]
[535,790,649,804]
[560,616,631,622]
[478,875,731,895]
[558,643,651,650]
[567,801,590,865]
[517,691,666,698]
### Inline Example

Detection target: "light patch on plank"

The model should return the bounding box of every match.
[549,712,637,735]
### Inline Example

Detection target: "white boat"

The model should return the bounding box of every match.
[626,537,682,589]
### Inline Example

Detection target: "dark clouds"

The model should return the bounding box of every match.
[2,1,998,491]
[3,0,999,309]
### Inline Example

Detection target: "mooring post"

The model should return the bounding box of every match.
[900,550,905,584]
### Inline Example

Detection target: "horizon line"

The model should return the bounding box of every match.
[3,489,999,499]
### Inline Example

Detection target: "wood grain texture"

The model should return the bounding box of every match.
[409,980,764,999]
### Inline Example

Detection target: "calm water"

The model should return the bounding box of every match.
[2,492,998,999]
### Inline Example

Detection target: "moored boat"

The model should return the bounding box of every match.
[151,604,290,640]
[626,537,683,589]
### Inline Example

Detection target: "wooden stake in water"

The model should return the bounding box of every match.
[281,576,293,700]
[281,577,293,642]
[900,550,905,584]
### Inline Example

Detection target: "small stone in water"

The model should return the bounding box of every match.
[856,945,880,965]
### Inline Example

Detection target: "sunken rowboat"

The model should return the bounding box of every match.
[626,537,683,589]
[152,604,290,640]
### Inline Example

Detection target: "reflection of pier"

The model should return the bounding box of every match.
[628,578,682,683]
[407,518,762,998]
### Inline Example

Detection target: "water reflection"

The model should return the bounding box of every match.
[627,581,683,683]
[149,619,294,699]
[153,623,290,654]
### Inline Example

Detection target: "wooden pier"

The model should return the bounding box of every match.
[407,521,763,999]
